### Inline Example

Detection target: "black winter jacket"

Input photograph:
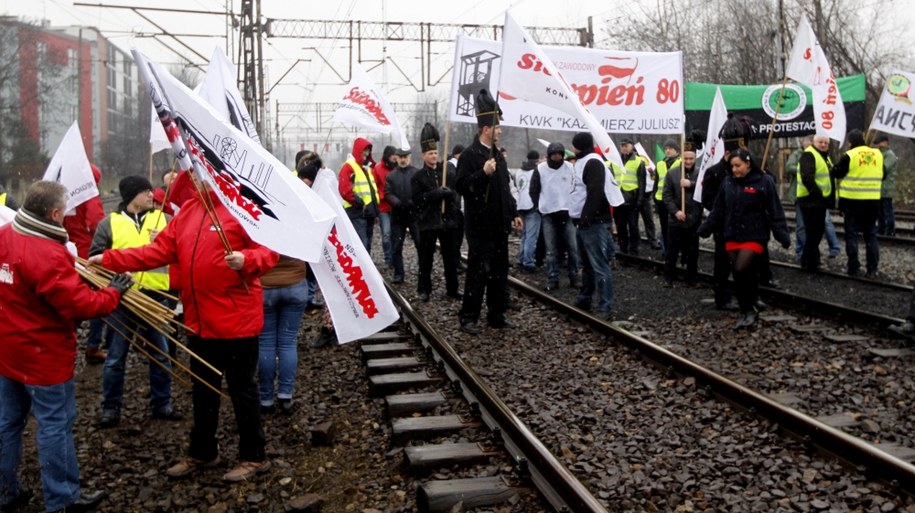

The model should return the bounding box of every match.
[455,136,517,237]
[384,165,418,222]
[411,163,460,231]
[697,169,790,247]
[662,164,703,229]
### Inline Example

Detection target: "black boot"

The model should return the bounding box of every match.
[310,327,336,348]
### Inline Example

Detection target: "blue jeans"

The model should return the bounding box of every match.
[350,216,375,253]
[605,223,617,262]
[517,209,541,268]
[379,212,393,263]
[0,376,80,512]
[305,277,317,305]
[102,302,172,414]
[258,279,308,404]
[85,317,106,350]
[575,223,614,313]
[795,206,841,259]
[541,212,579,283]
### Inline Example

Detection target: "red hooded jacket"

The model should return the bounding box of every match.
[338,137,376,206]
[0,224,121,385]
[63,164,105,259]
[102,192,279,339]
[373,159,392,214]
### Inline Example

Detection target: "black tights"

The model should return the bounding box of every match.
[728,249,760,313]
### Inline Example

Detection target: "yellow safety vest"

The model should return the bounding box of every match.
[838,146,883,200]
[110,211,169,290]
[655,157,681,201]
[613,158,640,192]
[0,193,6,206]
[796,147,832,198]
[341,158,379,209]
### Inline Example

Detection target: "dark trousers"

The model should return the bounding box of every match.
[655,200,669,254]
[187,336,266,462]
[638,195,656,242]
[664,223,699,284]
[390,218,419,279]
[799,204,826,271]
[460,233,508,323]
[454,211,465,264]
[713,233,732,307]
[842,200,880,275]
[613,203,640,254]
[418,228,459,295]
[878,197,895,236]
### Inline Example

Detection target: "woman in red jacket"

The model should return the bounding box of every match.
[89,187,279,483]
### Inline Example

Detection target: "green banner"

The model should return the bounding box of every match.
[685,74,867,139]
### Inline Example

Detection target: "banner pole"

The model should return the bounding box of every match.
[761,75,790,170]
[680,128,686,213]
[441,120,451,214]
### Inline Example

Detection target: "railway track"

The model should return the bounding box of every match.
[377,250,915,510]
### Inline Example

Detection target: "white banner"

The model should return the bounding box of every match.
[786,15,846,142]
[150,102,171,154]
[0,205,14,226]
[132,48,336,263]
[333,64,410,150]
[500,11,624,205]
[451,34,683,135]
[199,48,261,143]
[311,173,398,343]
[693,87,728,203]
[42,122,99,215]
[870,70,915,138]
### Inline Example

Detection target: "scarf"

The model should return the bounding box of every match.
[12,208,69,245]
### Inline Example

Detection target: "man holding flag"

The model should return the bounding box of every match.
[456,89,522,335]
[89,184,279,482]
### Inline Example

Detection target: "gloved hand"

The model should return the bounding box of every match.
[439,186,454,198]
[108,273,134,295]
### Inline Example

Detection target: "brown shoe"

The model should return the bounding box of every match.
[84,347,107,364]
[223,460,271,482]
[166,457,220,479]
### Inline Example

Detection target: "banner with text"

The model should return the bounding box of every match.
[449,35,683,134]
[684,75,866,139]
[870,70,915,138]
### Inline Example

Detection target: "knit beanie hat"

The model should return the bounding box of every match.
[571,132,594,152]
[119,176,153,205]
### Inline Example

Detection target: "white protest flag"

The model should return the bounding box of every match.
[499,11,623,205]
[0,205,14,226]
[693,87,728,203]
[150,103,171,154]
[634,142,656,191]
[199,48,261,143]
[333,64,410,150]
[310,172,398,343]
[132,48,336,263]
[786,15,845,142]
[42,122,98,214]
[870,70,915,138]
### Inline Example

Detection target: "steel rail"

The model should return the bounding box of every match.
[619,253,905,326]
[384,283,608,513]
[506,275,915,494]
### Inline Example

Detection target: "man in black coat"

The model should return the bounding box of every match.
[411,123,461,302]
[662,144,702,286]
[384,148,419,283]
[455,90,522,335]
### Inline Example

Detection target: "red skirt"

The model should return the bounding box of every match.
[725,241,764,254]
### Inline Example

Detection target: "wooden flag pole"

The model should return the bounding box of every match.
[761,75,791,170]
[441,121,451,214]
[680,130,687,213]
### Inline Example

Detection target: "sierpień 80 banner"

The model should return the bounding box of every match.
[449,35,684,134]
[684,75,866,139]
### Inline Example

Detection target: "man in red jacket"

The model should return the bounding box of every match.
[89,186,279,483]
[338,137,380,252]
[0,180,130,513]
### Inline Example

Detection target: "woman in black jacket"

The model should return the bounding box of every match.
[697,149,790,329]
